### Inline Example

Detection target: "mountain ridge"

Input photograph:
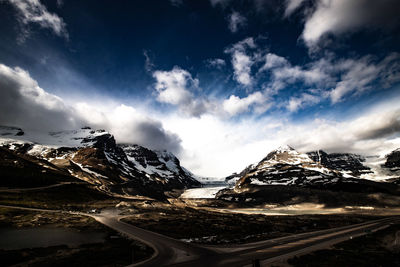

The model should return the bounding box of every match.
[0,126,200,200]
[226,145,400,185]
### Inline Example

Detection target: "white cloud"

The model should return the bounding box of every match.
[152,64,271,118]
[286,107,400,157]
[301,0,400,48]
[259,52,400,103]
[76,103,182,153]
[261,53,289,70]
[260,52,330,92]
[223,91,269,116]
[225,37,257,86]
[288,93,321,112]
[206,58,226,69]
[163,101,400,176]
[329,53,400,103]
[143,50,155,72]
[351,109,400,141]
[6,0,68,40]
[227,11,247,33]
[169,0,183,7]
[272,64,327,87]
[153,66,195,106]
[56,0,63,8]
[153,49,399,119]
[163,114,285,177]
[284,0,306,17]
[231,51,253,86]
[152,66,212,117]
[209,0,231,7]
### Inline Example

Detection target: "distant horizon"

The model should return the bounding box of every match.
[0,124,393,179]
[1,0,400,176]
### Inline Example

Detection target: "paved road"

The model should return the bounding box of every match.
[74,209,400,267]
[93,211,218,267]
[0,205,398,266]
[0,182,83,192]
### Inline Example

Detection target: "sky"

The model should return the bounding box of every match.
[0,0,400,177]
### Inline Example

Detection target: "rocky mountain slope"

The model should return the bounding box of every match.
[223,145,399,194]
[381,148,400,184]
[121,144,198,189]
[226,145,400,186]
[218,146,400,206]
[233,145,342,188]
[384,148,400,169]
[225,164,255,185]
[0,126,200,200]
[307,150,372,177]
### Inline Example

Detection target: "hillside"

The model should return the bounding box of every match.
[0,126,200,200]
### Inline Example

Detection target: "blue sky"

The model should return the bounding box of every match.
[0,0,400,176]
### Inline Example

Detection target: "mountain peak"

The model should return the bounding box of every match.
[260,145,314,166]
[275,145,295,153]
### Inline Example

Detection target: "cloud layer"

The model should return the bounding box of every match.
[1,62,399,177]
[225,37,257,86]
[283,0,400,48]
[0,63,182,154]
[163,103,400,176]
[6,0,68,40]
[0,64,78,131]
[227,11,246,33]
[152,65,269,118]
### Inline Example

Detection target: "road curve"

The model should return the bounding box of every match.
[92,212,218,267]
[96,214,399,267]
[0,205,398,266]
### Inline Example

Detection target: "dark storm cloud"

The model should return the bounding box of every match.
[134,120,182,154]
[0,63,80,131]
[295,0,400,48]
[355,109,400,140]
[0,63,183,153]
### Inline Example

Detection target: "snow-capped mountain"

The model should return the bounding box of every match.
[0,126,200,199]
[308,149,400,183]
[379,148,400,184]
[231,145,400,190]
[121,144,199,188]
[235,145,340,188]
[307,150,372,177]
[225,163,255,185]
[217,145,400,204]
[384,148,400,169]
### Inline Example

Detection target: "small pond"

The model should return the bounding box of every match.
[0,227,106,250]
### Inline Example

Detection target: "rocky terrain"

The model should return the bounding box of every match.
[219,145,400,206]
[1,125,400,204]
[234,145,347,188]
[307,150,372,177]
[0,126,200,200]
[384,149,400,168]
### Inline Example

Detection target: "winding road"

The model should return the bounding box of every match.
[94,212,398,267]
[1,204,398,266]
[0,182,82,193]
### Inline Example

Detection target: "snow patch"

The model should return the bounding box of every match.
[180,186,226,199]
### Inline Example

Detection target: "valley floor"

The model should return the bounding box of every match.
[0,183,399,266]
[119,203,392,245]
[286,222,400,267]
